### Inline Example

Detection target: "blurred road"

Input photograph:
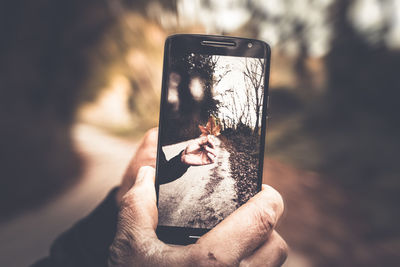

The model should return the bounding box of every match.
[0,124,138,267]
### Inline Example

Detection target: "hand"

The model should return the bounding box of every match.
[109,166,288,267]
[116,128,158,205]
[181,135,217,166]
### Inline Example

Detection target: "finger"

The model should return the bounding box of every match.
[126,128,159,180]
[142,127,159,148]
[207,152,215,163]
[135,127,159,167]
[240,231,288,267]
[204,145,217,157]
[120,166,158,230]
[194,185,284,266]
[116,129,158,205]
[207,135,216,148]
[134,165,156,185]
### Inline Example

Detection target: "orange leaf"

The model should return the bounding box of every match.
[198,116,221,137]
[198,125,209,136]
[206,118,212,131]
[213,123,221,136]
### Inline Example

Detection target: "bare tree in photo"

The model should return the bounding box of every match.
[243,58,265,134]
[211,57,265,133]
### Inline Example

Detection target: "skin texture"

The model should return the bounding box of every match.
[181,135,217,165]
[111,129,288,266]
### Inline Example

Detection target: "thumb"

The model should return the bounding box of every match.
[119,166,158,230]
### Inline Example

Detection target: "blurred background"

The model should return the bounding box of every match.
[1,0,399,266]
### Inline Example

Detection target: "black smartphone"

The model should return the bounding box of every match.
[155,34,271,245]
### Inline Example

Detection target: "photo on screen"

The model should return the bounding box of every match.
[158,53,265,229]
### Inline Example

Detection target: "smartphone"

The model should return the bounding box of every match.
[155,34,270,245]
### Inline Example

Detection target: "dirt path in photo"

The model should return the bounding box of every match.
[158,137,237,229]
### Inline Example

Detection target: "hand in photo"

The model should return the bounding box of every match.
[181,135,217,165]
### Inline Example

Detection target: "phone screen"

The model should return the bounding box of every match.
[156,35,270,243]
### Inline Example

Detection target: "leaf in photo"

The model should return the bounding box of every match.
[198,116,221,136]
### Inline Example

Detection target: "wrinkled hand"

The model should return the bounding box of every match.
[181,135,217,166]
[109,166,288,267]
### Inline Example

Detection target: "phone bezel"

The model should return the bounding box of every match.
[155,34,271,245]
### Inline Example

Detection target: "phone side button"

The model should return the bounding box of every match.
[189,235,201,239]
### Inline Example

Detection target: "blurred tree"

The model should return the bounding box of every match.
[243,58,265,134]
[316,0,400,264]
[0,0,178,219]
